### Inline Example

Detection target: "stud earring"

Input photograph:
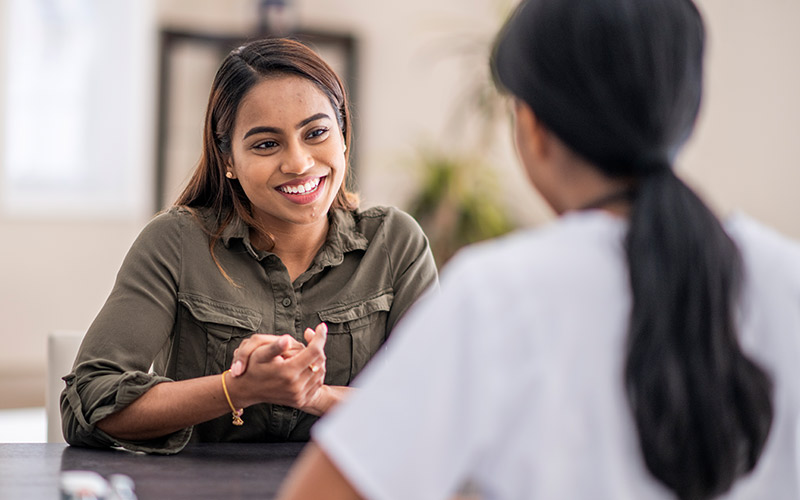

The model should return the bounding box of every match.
[225,171,234,179]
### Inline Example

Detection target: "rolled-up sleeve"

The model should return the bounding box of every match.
[60,209,191,453]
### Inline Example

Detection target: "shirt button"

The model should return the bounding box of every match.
[282,297,292,307]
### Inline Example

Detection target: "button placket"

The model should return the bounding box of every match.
[265,264,298,340]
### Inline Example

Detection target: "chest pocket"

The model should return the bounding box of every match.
[317,290,394,384]
[178,292,262,376]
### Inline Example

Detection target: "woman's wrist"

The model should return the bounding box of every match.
[302,385,353,416]
[300,385,332,416]
[220,370,244,426]
[224,370,254,409]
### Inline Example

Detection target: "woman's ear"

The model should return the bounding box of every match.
[514,99,550,161]
[224,159,237,180]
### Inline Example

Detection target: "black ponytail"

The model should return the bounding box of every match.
[625,169,772,499]
[491,0,774,497]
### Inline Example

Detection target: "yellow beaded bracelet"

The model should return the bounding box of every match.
[221,369,244,426]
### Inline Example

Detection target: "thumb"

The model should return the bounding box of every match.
[308,322,328,350]
[251,335,290,364]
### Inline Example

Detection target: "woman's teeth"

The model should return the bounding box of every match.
[278,177,321,195]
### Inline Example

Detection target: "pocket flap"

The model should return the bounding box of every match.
[318,290,393,323]
[178,292,261,331]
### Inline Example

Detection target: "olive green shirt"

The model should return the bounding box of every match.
[61,205,437,454]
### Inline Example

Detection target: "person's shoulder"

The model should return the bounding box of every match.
[727,212,800,253]
[450,210,626,275]
[352,205,426,240]
[727,212,800,284]
[433,211,626,315]
[141,206,193,232]
[354,205,421,229]
[135,206,214,245]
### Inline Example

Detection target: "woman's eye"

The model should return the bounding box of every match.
[254,140,278,150]
[307,128,329,140]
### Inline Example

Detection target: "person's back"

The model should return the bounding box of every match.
[346,210,798,498]
[725,215,800,498]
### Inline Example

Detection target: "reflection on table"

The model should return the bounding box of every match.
[0,442,305,499]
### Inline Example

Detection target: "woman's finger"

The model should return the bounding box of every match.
[294,323,328,373]
[250,336,293,364]
[231,334,302,376]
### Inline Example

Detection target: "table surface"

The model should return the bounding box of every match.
[0,442,305,499]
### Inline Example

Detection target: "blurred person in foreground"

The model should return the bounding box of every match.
[277,0,800,498]
[61,38,437,453]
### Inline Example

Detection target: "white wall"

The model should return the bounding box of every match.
[0,0,157,407]
[1,0,798,408]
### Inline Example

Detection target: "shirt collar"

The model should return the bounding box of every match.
[218,208,369,264]
[318,208,370,266]
[220,212,250,248]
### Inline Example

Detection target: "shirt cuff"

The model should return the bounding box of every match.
[61,369,192,454]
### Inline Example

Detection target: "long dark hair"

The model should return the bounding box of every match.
[175,38,358,280]
[491,0,773,498]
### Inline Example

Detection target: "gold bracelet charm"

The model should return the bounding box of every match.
[221,369,244,426]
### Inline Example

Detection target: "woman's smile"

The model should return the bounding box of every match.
[276,175,327,204]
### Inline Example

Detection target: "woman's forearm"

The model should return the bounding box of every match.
[96,374,234,441]
[97,332,328,442]
[97,377,348,441]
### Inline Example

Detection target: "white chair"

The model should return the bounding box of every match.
[46,330,85,443]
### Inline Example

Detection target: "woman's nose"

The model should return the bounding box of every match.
[280,143,315,174]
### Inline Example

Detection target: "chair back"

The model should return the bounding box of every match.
[46,330,84,443]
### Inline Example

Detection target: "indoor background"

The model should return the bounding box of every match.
[0,0,798,420]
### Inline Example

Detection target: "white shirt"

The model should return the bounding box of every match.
[313,210,800,500]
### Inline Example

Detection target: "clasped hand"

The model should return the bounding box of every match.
[227,323,328,414]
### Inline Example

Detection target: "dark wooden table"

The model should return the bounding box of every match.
[0,442,305,499]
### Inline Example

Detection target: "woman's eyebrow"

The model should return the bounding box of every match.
[297,112,331,128]
[243,125,281,139]
[242,113,332,140]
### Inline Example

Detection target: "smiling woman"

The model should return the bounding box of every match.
[59,38,438,453]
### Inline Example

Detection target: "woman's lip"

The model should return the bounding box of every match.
[277,176,324,189]
[275,176,327,205]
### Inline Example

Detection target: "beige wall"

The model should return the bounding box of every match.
[1,0,798,408]
[682,0,800,236]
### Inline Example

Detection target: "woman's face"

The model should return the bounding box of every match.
[228,74,346,232]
